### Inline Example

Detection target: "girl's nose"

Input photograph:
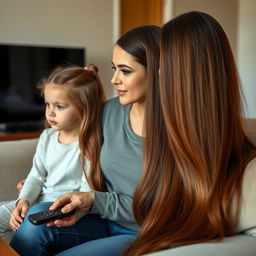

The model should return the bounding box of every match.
[47,107,55,117]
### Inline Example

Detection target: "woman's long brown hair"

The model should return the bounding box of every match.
[125,11,256,255]
[38,65,106,191]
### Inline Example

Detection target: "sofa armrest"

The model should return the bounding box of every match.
[0,138,38,201]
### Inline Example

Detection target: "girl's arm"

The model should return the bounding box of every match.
[17,131,47,206]
[16,179,26,193]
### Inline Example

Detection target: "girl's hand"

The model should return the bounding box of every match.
[9,198,29,231]
[47,192,94,227]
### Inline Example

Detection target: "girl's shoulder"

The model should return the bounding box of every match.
[40,127,56,137]
[38,128,58,144]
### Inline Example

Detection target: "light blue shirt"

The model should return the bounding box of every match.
[18,128,90,206]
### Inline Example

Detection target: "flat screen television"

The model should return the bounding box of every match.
[0,43,85,132]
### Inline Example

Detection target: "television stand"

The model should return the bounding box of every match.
[0,130,42,141]
[0,121,44,141]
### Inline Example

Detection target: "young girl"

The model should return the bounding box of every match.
[0,64,105,243]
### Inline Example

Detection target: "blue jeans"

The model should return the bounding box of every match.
[10,202,138,256]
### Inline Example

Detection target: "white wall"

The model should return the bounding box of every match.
[171,0,256,118]
[1,0,255,116]
[172,0,238,59]
[237,0,256,118]
[0,0,115,98]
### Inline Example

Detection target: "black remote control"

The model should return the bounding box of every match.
[28,207,76,225]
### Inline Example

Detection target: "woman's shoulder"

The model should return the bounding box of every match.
[102,97,127,115]
[101,97,129,127]
[104,97,121,109]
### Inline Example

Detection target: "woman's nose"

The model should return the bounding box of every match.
[111,72,121,85]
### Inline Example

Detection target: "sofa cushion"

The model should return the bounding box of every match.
[0,138,38,201]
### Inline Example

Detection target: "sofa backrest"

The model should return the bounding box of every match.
[0,119,255,202]
[244,118,256,146]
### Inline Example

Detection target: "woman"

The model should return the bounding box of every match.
[10,25,160,256]
[124,11,256,255]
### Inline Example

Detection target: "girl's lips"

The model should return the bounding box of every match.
[116,89,127,96]
[49,120,57,125]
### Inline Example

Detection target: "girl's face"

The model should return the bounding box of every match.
[44,84,81,134]
[111,45,147,105]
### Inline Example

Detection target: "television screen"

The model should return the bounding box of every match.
[0,44,85,132]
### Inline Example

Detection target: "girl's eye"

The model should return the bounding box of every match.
[111,66,116,71]
[45,103,50,107]
[56,105,65,110]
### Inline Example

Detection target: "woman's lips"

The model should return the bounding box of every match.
[116,89,127,96]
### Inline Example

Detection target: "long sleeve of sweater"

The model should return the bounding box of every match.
[90,98,143,231]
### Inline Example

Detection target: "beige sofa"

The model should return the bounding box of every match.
[0,119,255,255]
[1,119,255,202]
[0,138,38,203]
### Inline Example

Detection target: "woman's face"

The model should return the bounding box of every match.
[111,45,147,105]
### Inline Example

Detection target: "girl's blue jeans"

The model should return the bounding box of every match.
[10,202,138,256]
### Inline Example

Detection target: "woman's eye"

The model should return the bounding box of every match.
[111,66,116,71]
[45,103,50,107]
[121,69,131,74]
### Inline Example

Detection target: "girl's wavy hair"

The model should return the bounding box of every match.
[125,11,256,255]
[38,64,106,190]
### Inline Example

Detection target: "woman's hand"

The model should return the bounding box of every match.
[47,192,94,227]
[9,198,29,231]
